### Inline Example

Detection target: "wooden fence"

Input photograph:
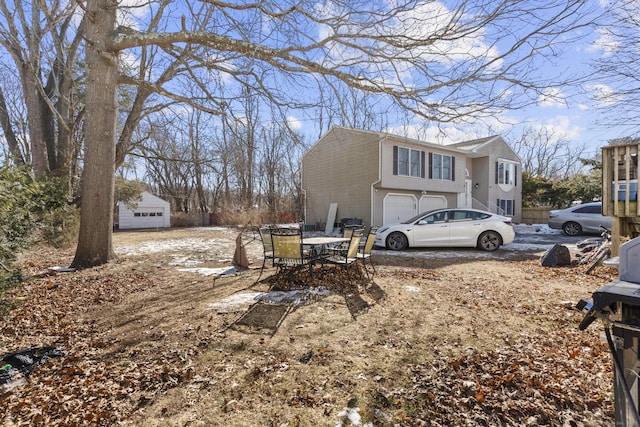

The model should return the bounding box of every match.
[520,207,551,225]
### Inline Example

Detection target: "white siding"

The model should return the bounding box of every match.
[118,191,171,229]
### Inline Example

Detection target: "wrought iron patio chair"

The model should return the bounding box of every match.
[356,227,378,279]
[271,228,318,286]
[323,228,363,288]
[325,224,363,255]
[255,225,277,282]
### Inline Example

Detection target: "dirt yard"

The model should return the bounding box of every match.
[1,227,617,426]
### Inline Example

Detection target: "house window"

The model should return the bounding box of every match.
[497,199,515,216]
[134,212,141,217]
[393,146,425,178]
[430,153,454,180]
[496,160,517,186]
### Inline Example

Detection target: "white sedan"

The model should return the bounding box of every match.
[374,208,515,251]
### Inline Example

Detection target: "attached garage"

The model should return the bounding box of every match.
[383,194,416,225]
[118,191,171,230]
[419,195,447,213]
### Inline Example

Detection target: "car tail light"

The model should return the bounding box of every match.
[504,221,512,226]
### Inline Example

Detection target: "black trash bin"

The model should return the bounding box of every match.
[579,238,640,426]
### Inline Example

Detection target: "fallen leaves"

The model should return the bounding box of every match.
[379,308,613,426]
[0,236,619,426]
[0,251,192,426]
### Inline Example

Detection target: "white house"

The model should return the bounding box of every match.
[118,191,171,229]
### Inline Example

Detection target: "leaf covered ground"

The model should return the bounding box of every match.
[0,228,616,426]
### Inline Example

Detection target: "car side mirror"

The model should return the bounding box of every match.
[417,220,428,225]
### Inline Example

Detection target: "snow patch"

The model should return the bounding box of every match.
[178,267,239,277]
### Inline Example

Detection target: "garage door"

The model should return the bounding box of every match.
[383,194,416,225]
[419,195,447,213]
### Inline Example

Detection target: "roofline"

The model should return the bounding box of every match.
[312,125,467,154]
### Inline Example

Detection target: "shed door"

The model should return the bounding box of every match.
[383,194,416,225]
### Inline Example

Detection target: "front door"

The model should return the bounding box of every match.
[457,179,473,208]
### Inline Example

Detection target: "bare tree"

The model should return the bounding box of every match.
[591,0,640,132]
[256,124,306,222]
[142,115,194,212]
[223,88,260,210]
[511,126,588,180]
[0,74,26,165]
[0,0,85,178]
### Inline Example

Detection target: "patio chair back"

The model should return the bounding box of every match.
[362,227,378,255]
[346,229,364,259]
[272,230,304,260]
[271,228,318,282]
[357,227,378,279]
[258,226,274,253]
[255,225,279,282]
[343,227,354,239]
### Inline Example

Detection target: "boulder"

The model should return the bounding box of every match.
[540,243,571,267]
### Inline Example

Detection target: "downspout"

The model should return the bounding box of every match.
[370,135,385,227]
[300,159,307,226]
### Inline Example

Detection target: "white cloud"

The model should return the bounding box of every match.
[538,88,567,108]
[386,115,516,145]
[590,28,619,56]
[119,50,140,72]
[543,115,582,141]
[587,83,623,107]
[312,0,501,91]
[116,0,151,29]
[287,116,302,130]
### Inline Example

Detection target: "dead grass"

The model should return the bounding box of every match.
[1,227,616,426]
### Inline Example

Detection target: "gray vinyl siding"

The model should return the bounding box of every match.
[302,128,379,228]
[380,138,465,193]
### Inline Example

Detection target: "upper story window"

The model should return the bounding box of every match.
[393,146,425,178]
[496,160,517,186]
[429,153,455,181]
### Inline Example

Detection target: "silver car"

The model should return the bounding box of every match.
[547,202,611,236]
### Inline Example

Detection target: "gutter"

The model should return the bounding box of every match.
[370,134,385,227]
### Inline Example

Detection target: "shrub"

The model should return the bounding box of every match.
[0,166,68,267]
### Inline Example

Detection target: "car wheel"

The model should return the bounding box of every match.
[477,231,501,251]
[562,222,582,236]
[386,232,408,250]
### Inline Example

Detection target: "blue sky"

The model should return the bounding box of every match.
[388,1,623,160]
[0,0,622,164]
[283,1,620,161]
[111,0,632,161]
[441,0,629,160]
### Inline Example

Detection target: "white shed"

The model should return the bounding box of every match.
[118,191,171,229]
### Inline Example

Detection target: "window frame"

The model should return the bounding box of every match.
[431,152,454,180]
[496,160,517,186]
[393,145,425,178]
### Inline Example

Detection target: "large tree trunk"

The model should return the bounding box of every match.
[71,0,118,268]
